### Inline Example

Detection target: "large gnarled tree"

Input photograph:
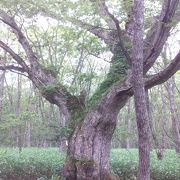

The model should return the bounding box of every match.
[0,0,180,179]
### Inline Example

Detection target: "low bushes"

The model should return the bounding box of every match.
[110,149,180,180]
[0,148,179,180]
[0,148,65,180]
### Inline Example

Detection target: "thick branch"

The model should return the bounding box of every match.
[144,0,179,72]
[102,1,132,64]
[0,11,74,121]
[0,64,26,73]
[100,51,180,110]
[146,51,180,89]
[0,10,40,69]
[0,64,28,77]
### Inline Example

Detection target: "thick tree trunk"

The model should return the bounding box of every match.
[60,42,131,179]
[62,92,129,180]
[65,117,116,179]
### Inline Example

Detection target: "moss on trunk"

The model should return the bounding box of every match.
[88,47,129,108]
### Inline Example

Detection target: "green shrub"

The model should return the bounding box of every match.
[0,148,179,180]
[110,149,180,180]
[110,149,138,180]
[0,148,65,180]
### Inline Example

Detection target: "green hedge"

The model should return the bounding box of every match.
[0,148,179,180]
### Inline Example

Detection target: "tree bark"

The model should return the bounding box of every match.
[62,90,129,180]
[132,0,150,180]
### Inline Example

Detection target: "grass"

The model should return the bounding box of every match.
[0,148,179,180]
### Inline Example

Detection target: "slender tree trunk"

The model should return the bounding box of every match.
[0,72,5,119]
[132,0,150,179]
[146,90,158,150]
[161,86,168,149]
[16,74,22,152]
[126,99,132,148]
[166,77,180,153]
[26,121,32,147]
[146,90,164,159]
